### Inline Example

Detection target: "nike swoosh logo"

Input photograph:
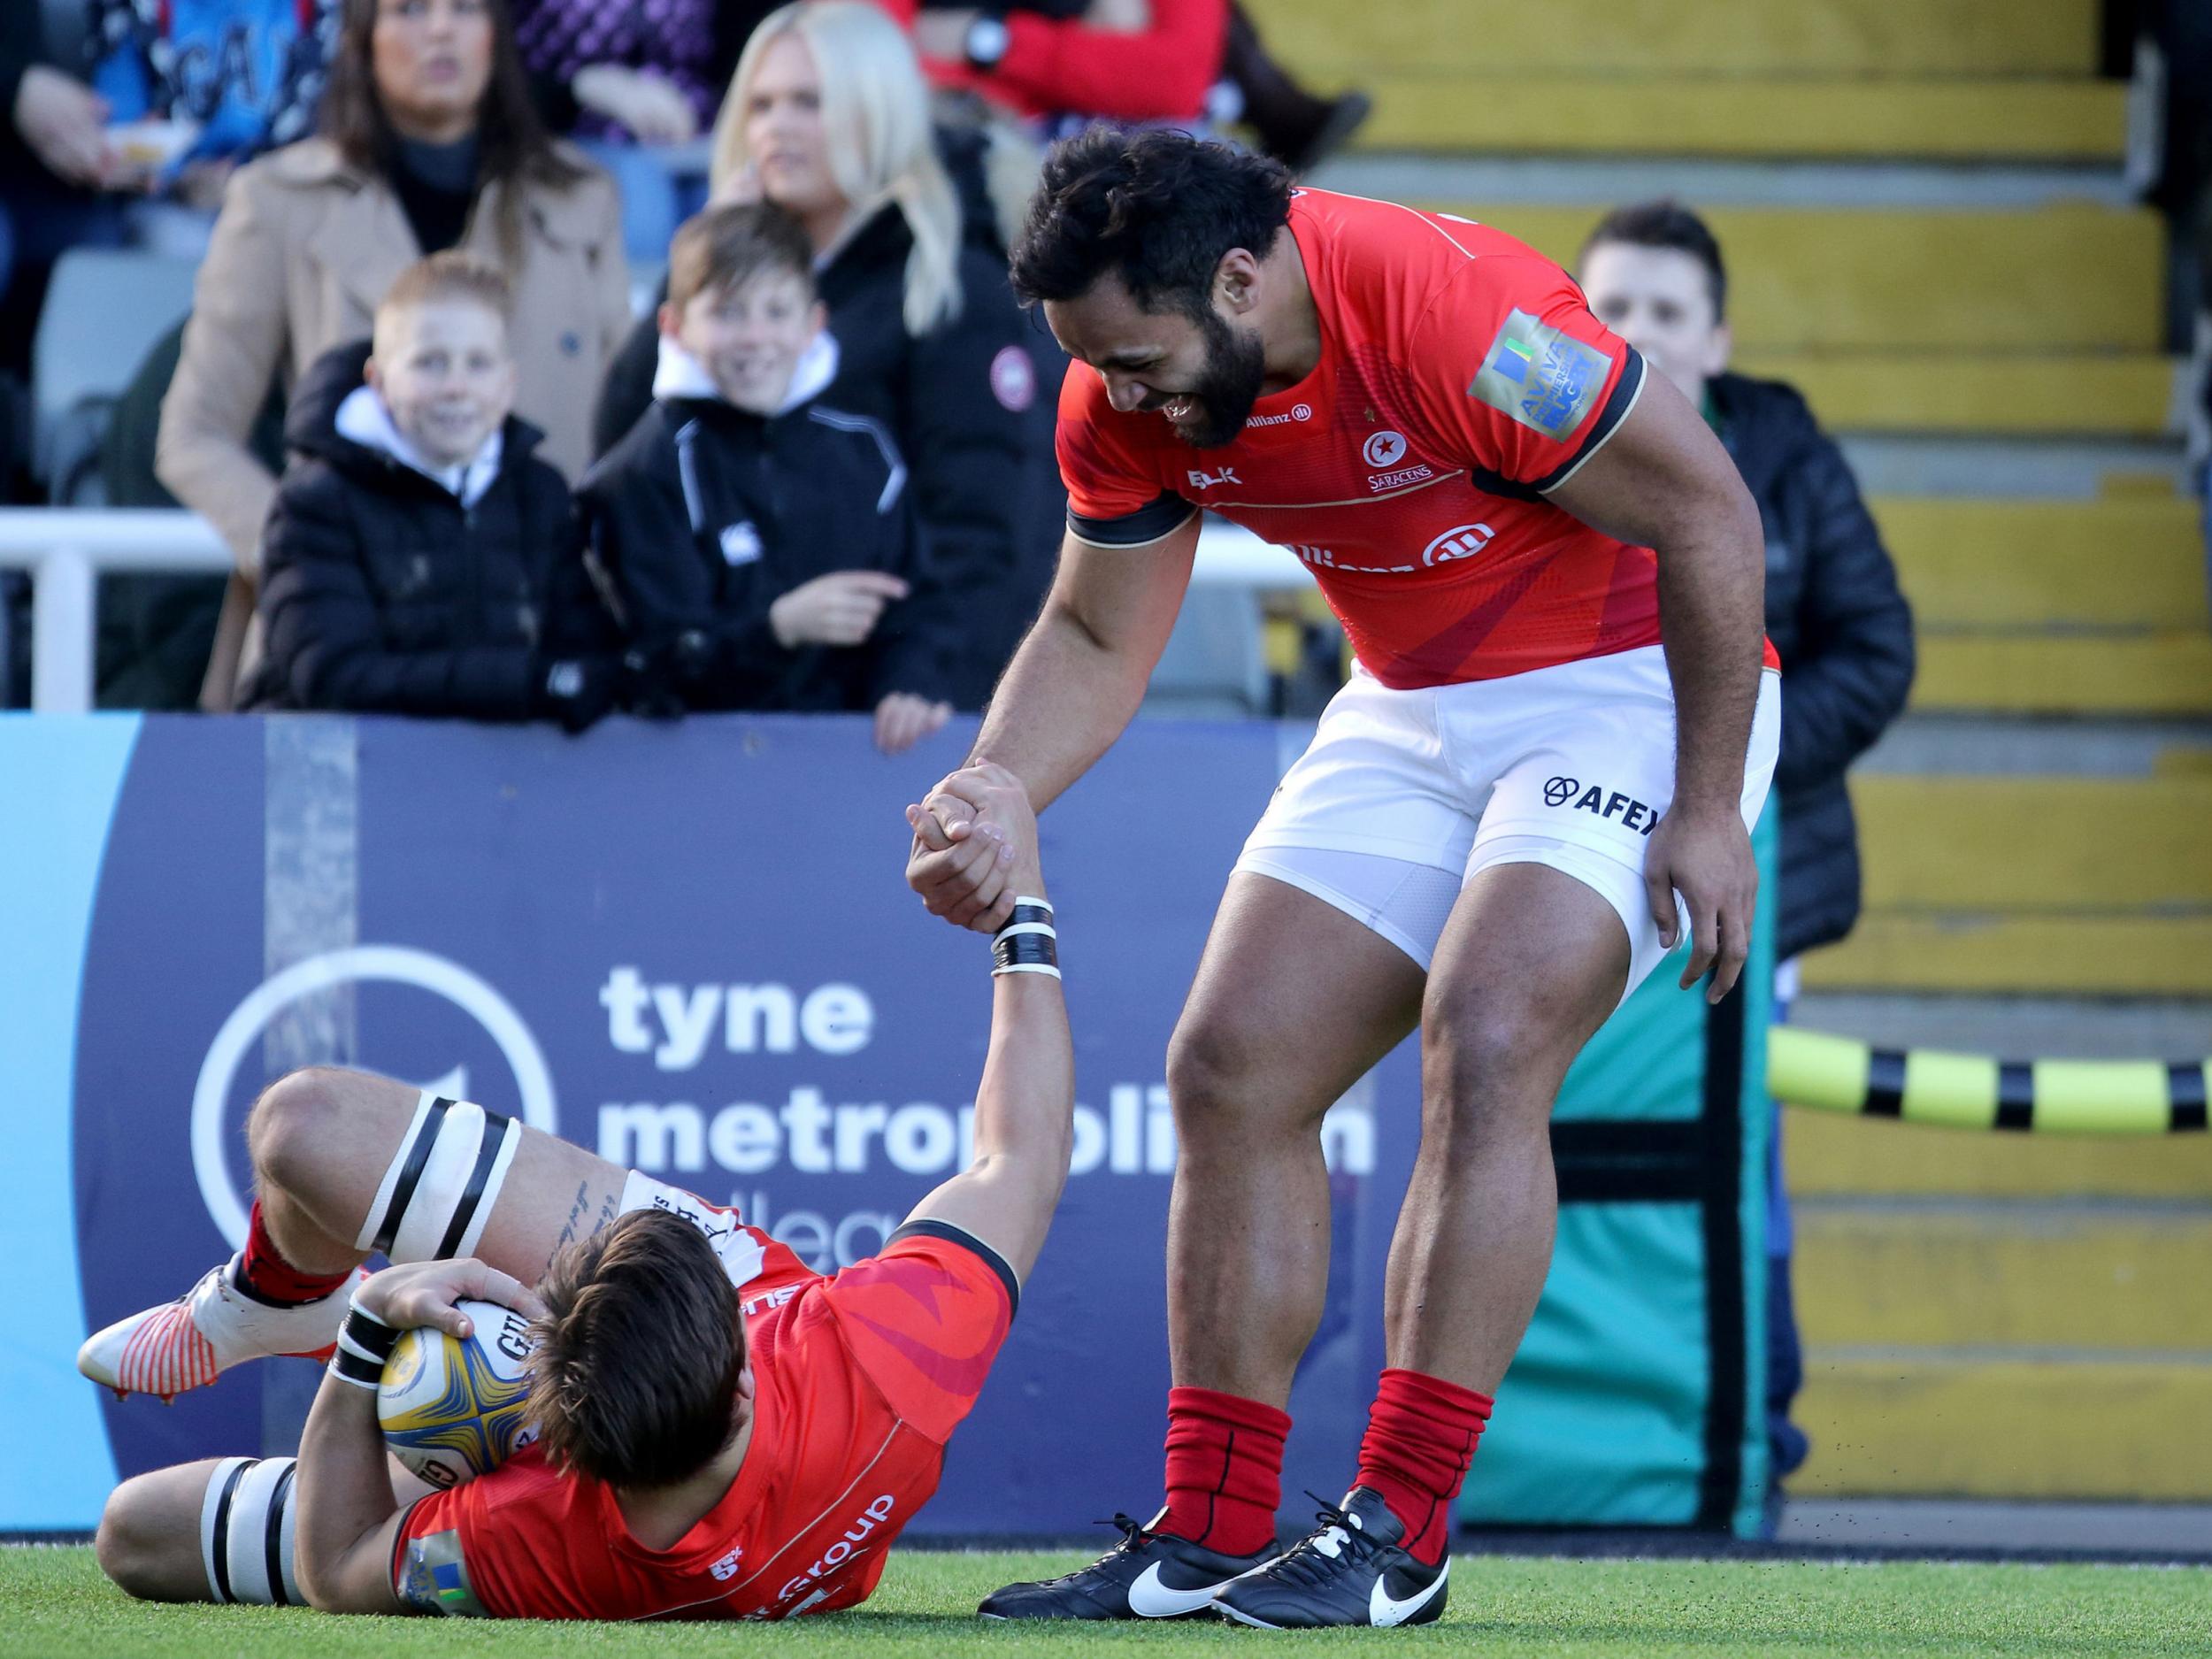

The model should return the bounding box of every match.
[1125,1561,1233,1619]
[1369,1557,1448,1627]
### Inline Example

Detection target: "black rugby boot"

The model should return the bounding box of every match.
[979,1512,1276,1620]
[1210,1487,1447,1629]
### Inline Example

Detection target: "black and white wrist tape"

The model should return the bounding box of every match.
[327,1299,399,1391]
[993,896,1059,979]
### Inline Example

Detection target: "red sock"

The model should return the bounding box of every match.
[1355,1368,1493,1567]
[231,1201,353,1306]
[1156,1386,1291,1555]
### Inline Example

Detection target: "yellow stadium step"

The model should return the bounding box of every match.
[1801,916,2212,996]
[1792,1354,2212,1499]
[1783,1108,2212,1200]
[1792,1206,2212,1350]
[1737,355,2178,438]
[1425,205,2162,354]
[1874,498,2206,628]
[1909,634,2212,717]
[1853,777,2212,912]
[1366,76,2124,165]
[1250,0,2099,77]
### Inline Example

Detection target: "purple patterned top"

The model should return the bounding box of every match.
[512,0,722,140]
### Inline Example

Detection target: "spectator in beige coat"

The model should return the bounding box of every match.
[157,0,630,710]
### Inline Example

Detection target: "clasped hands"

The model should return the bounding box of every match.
[904,762,1041,933]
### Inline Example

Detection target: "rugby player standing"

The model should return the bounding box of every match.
[908,131,1780,1629]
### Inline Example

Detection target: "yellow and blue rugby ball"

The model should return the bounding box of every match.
[377,1299,539,1489]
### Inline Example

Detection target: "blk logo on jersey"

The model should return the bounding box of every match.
[1187,465,1243,490]
[1544,776,1659,834]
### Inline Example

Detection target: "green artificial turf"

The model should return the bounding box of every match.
[4,1543,2204,1657]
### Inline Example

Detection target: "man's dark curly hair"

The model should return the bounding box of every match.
[1580,199,1729,322]
[1010,128,1294,321]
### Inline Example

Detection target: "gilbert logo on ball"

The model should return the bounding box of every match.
[378,1299,540,1489]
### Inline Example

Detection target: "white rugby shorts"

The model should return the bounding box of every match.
[1235,644,1782,1001]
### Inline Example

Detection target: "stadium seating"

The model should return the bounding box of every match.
[1148,586,1271,716]
[29,250,202,497]
[1265,0,2121,161]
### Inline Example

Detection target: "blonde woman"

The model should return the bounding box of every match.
[595,1,1057,707]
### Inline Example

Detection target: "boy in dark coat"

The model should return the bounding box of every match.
[247,253,618,728]
[580,202,956,753]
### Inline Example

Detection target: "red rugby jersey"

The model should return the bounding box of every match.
[391,1218,1016,1622]
[1058,188,1778,687]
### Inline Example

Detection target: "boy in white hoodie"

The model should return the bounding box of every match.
[581,203,956,753]
[246,255,618,728]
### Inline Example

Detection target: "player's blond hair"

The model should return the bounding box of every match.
[709,0,964,336]
[373,253,513,355]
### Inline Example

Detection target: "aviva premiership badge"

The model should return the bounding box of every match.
[400,1529,490,1617]
[1467,309,1611,441]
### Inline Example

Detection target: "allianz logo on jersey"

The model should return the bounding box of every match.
[1423,524,1494,565]
[1286,524,1496,577]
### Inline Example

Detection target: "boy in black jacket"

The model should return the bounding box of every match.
[581,203,956,752]
[247,255,618,729]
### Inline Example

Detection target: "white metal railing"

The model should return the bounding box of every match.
[0,511,233,712]
[0,508,1315,713]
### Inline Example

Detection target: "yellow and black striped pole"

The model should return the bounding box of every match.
[1768,1028,2211,1134]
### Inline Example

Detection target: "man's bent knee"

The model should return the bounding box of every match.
[1418,1002,1583,1160]
[246,1066,354,1193]
[1166,1014,1328,1146]
[97,1471,203,1601]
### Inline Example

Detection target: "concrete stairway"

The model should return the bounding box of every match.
[1267,0,2124,162]
[1258,0,2212,1505]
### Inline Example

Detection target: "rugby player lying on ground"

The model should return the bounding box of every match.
[83,764,1068,1621]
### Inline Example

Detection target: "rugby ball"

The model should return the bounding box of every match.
[377,1298,539,1489]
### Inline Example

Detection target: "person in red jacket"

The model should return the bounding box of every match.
[901,0,1229,130]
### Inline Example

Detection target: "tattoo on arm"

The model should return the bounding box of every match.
[553,1182,589,1251]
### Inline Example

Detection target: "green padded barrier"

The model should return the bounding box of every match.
[1463,803,1777,1536]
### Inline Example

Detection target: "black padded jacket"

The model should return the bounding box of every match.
[580,376,956,712]
[246,340,611,718]
[1715,371,1916,963]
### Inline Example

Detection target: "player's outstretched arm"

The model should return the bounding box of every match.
[897,765,1074,1282]
[1546,371,1766,1002]
[908,517,1198,933]
[293,1260,543,1614]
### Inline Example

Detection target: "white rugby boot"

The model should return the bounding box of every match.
[77,1256,364,1402]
